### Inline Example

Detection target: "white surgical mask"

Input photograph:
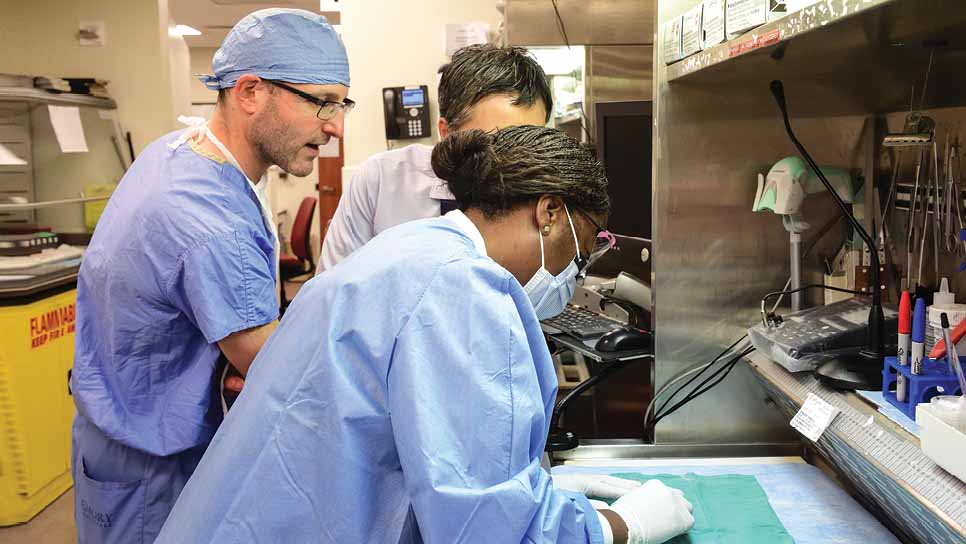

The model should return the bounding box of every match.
[523,205,581,320]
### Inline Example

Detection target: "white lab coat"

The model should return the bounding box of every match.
[318,144,455,272]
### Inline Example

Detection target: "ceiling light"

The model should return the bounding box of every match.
[172,24,202,37]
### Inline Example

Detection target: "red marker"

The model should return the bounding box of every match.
[897,291,911,401]
[928,318,966,359]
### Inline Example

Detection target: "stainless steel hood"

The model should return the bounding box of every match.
[504,0,655,46]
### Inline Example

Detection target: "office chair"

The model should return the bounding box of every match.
[279,196,317,311]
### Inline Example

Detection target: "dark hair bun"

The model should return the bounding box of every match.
[431,130,495,204]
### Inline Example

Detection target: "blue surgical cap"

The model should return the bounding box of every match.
[199,8,349,90]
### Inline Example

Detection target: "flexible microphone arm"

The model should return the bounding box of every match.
[769,80,884,359]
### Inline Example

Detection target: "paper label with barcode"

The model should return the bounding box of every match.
[790,393,840,442]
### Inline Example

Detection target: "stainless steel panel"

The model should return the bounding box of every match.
[588,46,653,103]
[585,45,654,140]
[651,0,875,445]
[505,0,654,46]
[552,439,801,462]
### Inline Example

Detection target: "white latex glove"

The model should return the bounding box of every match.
[609,480,694,544]
[553,473,643,499]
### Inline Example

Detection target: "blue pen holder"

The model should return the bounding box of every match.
[882,355,966,420]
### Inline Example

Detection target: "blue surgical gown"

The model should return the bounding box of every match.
[157,216,604,543]
[72,129,278,457]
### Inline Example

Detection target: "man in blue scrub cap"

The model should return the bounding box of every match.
[69,8,351,542]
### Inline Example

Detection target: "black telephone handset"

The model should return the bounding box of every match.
[383,89,400,139]
[382,85,430,140]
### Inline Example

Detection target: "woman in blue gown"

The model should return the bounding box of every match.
[157,125,693,544]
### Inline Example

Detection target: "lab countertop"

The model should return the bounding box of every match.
[746,351,966,543]
[553,456,898,543]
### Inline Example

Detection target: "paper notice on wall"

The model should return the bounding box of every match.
[48,105,89,153]
[0,143,27,165]
[790,393,840,442]
[445,22,490,57]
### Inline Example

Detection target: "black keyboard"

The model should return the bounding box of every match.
[543,305,623,339]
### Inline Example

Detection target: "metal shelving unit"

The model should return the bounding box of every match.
[651,2,966,540]
[665,0,966,117]
[0,87,117,109]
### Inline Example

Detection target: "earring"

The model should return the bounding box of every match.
[542,224,551,235]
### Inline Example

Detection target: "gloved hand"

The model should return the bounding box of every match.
[553,473,643,499]
[609,479,694,544]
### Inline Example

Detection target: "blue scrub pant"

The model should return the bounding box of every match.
[71,413,207,543]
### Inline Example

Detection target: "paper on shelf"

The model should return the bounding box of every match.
[791,392,840,442]
[682,3,705,57]
[702,0,726,48]
[48,105,89,153]
[662,16,684,64]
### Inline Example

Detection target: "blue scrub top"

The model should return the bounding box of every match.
[156,216,603,543]
[72,129,278,457]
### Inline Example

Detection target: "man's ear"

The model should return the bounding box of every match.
[233,74,264,115]
[438,117,449,139]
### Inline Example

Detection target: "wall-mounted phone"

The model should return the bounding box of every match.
[382,85,430,140]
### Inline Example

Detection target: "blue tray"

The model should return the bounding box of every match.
[882,355,965,419]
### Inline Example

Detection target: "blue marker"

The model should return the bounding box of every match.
[911,298,927,375]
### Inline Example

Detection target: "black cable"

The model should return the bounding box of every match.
[652,335,747,420]
[761,283,865,327]
[663,346,755,419]
[651,346,756,428]
[546,2,595,146]
[549,355,649,431]
[650,347,749,429]
[763,283,863,307]
[550,0,570,49]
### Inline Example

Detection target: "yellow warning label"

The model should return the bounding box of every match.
[29,302,75,349]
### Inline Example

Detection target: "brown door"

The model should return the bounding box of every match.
[317,138,344,242]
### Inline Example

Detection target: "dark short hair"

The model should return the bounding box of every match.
[438,45,553,131]
[432,126,609,219]
[216,80,277,104]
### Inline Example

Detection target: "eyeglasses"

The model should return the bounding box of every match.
[266,80,356,121]
[573,208,616,274]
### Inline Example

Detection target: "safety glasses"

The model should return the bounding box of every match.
[266,80,356,121]
[574,208,616,274]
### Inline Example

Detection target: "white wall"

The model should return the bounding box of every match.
[189,47,218,104]
[0,0,185,154]
[340,0,501,167]
[168,29,193,120]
